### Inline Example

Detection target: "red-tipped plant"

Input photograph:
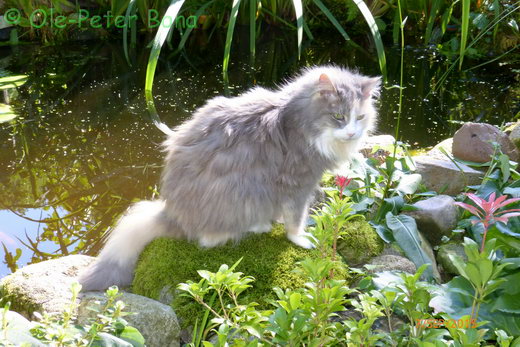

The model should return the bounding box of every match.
[334,175,352,199]
[454,192,520,252]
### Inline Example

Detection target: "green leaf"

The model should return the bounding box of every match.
[313,0,350,41]
[351,0,387,78]
[119,326,146,347]
[250,0,257,57]
[0,104,18,123]
[289,292,301,310]
[500,154,511,183]
[291,0,304,58]
[370,222,394,243]
[96,332,134,346]
[122,0,137,66]
[396,173,422,195]
[176,0,216,53]
[492,293,520,314]
[145,0,187,91]
[459,0,471,69]
[477,259,493,284]
[385,213,435,281]
[223,0,242,73]
[465,263,482,287]
[144,0,185,135]
[504,187,520,198]
[424,0,442,44]
[0,75,27,89]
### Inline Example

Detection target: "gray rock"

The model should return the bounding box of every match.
[0,255,181,347]
[360,135,395,158]
[404,195,459,246]
[452,122,519,163]
[509,122,520,150]
[427,138,453,159]
[78,292,180,347]
[361,134,396,151]
[369,234,440,280]
[414,156,483,195]
[366,255,416,274]
[0,255,95,318]
[158,284,175,306]
[437,242,467,275]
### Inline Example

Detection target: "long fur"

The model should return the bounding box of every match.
[79,66,380,291]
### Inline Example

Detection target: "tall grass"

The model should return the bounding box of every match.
[143,0,387,134]
[431,2,520,94]
[144,0,185,135]
[459,0,471,70]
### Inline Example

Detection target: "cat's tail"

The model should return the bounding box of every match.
[79,200,175,291]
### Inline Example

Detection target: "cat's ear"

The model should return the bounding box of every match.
[317,73,336,96]
[361,76,382,99]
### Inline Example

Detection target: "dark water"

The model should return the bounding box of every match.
[0,30,518,276]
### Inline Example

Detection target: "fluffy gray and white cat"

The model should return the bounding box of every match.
[79,66,381,291]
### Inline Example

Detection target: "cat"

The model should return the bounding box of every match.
[79,65,381,291]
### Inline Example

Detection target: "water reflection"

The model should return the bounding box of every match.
[0,31,518,276]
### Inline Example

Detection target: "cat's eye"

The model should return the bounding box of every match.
[356,114,365,120]
[333,113,344,120]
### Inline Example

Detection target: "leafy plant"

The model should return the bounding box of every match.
[447,238,509,324]
[455,192,520,252]
[0,283,145,346]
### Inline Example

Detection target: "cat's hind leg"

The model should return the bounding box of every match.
[282,196,316,249]
[198,232,235,248]
[248,222,272,233]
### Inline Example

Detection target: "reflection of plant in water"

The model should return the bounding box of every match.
[0,148,161,272]
[0,124,163,271]
[0,47,164,274]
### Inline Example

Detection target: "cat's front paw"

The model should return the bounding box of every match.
[287,231,316,249]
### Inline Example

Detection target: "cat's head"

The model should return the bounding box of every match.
[290,66,381,159]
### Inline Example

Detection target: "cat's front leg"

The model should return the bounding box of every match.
[282,196,316,249]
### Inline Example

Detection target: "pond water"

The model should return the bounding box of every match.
[0,30,518,276]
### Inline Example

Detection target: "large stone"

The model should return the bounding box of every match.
[361,134,396,151]
[427,138,453,159]
[0,255,181,347]
[368,228,440,280]
[360,135,395,159]
[366,254,416,274]
[413,156,483,195]
[437,242,467,275]
[0,255,95,318]
[509,122,520,150]
[403,195,459,246]
[452,122,519,163]
[78,292,180,347]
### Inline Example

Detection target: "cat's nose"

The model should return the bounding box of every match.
[347,133,355,137]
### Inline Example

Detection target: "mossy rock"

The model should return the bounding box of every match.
[132,225,340,327]
[133,225,319,326]
[337,219,384,266]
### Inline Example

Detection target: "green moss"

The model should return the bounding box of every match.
[0,278,39,318]
[132,224,330,327]
[132,221,381,327]
[320,172,336,187]
[336,219,384,266]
